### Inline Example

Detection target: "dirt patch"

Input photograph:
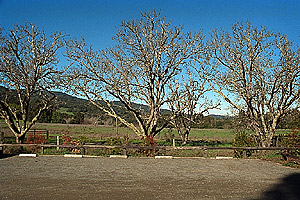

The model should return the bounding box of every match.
[0,156,300,200]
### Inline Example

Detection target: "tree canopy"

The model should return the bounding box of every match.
[195,21,300,147]
[64,11,205,138]
[0,22,65,143]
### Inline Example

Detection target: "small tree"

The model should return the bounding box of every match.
[0,22,65,143]
[70,112,84,124]
[64,11,204,138]
[168,73,218,144]
[196,21,300,147]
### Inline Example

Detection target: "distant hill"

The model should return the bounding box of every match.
[0,86,172,124]
[0,86,235,128]
[53,91,171,115]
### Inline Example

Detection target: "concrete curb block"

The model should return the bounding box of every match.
[19,154,37,157]
[173,157,206,159]
[155,156,173,159]
[64,154,83,158]
[109,155,128,158]
[215,156,234,159]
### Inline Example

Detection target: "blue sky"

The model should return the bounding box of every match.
[1,0,300,115]
[1,0,299,49]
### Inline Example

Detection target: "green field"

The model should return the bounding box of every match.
[1,121,293,142]
[22,123,238,141]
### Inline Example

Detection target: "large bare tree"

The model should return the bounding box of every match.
[196,21,300,147]
[0,23,65,143]
[65,11,204,138]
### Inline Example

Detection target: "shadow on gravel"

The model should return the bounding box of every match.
[0,154,17,159]
[253,173,300,200]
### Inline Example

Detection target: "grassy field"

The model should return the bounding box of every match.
[0,121,294,142]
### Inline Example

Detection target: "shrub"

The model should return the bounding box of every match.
[62,132,83,154]
[282,128,300,155]
[104,137,123,155]
[104,137,123,146]
[25,132,47,153]
[62,132,71,145]
[232,131,256,158]
[140,135,157,157]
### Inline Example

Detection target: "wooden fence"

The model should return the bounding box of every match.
[1,130,299,159]
[1,143,300,158]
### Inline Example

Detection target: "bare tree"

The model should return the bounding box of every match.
[196,21,300,147]
[168,73,218,144]
[65,11,204,138]
[0,22,65,143]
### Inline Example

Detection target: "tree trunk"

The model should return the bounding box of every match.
[180,135,186,145]
[259,132,274,148]
[16,134,25,144]
[14,134,26,153]
[181,130,189,145]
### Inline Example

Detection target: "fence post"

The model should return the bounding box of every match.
[164,147,167,156]
[57,136,60,151]
[0,132,4,155]
[0,132,4,143]
[123,147,127,156]
[204,146,208,158]
[81,147,86,155]
[46,130,49,140]
[172,139,175,148]
[243,147,247,158]
[41,144,44,155]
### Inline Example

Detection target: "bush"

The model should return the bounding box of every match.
[62,132,71,145]
[104,137,124,155]
[140,135,157,157]
[282,128,300,155]
[25,132,47,153]
[62,132,85,154]
[232,131,256,158]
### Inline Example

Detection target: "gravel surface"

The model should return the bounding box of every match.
[0,156,300,200]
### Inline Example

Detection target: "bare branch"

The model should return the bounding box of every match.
[64,11,205,137]
[195,21,300,147]
[0,22,65,143]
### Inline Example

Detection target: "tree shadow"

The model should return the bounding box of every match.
[253,173,300,200]
[0,154,17,159]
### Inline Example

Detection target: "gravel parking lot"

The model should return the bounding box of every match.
[1,156,300,200]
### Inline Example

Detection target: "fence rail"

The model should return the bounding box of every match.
[1,143,300,150]
[1,143,300,157]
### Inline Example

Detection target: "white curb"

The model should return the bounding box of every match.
[155,156,173,159]
[64,154,83,158]
[19,154,37,157]
[109,155,128,158]
[215,156,234,159]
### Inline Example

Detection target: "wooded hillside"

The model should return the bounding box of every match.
[0,86,235,128]
[1,86,299,129]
